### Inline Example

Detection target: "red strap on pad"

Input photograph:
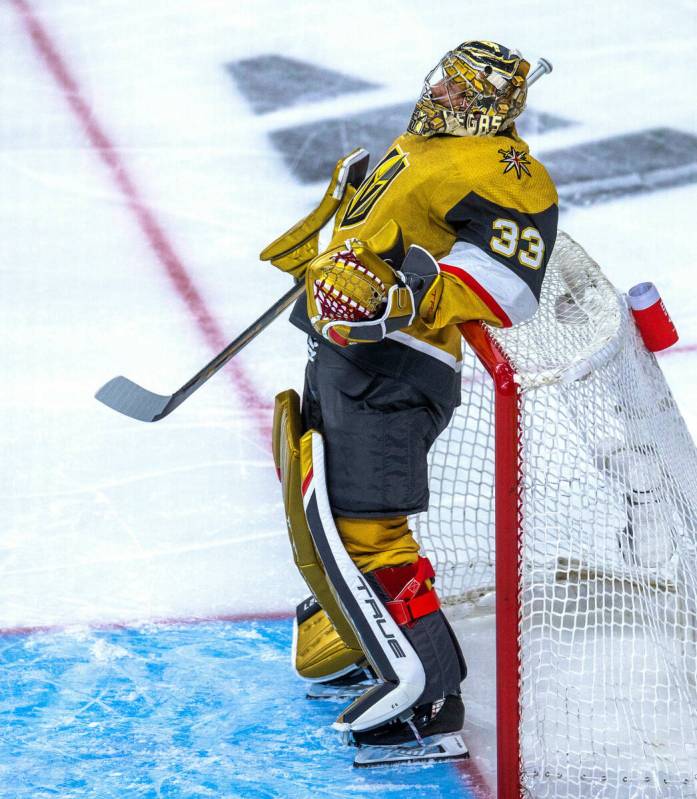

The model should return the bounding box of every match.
[373,557,440,627]
[386,590,440,626]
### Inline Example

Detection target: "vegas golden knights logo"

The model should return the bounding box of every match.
[340,146,408,229]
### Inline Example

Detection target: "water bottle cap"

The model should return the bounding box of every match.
[628,282,660,311]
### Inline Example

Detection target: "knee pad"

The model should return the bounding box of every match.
[272,389,364,681]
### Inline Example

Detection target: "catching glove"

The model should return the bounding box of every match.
[306,226,442,347]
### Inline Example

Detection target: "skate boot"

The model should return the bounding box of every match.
[352,694,468,766]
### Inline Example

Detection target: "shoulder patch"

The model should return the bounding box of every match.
[498,145,532,179]
[340,146,409,229]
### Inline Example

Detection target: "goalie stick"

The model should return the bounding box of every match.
[95,58,553,423]
[95,281,304,422]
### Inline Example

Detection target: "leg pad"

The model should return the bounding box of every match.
[273,390,364,680]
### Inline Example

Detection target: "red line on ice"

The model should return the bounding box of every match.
[455,759,495,799]
[0,610,294,638]
[11,0,272,441]
[658,341,697,356]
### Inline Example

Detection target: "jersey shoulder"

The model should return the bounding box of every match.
[434,133,557,216]
[428,133,558,281]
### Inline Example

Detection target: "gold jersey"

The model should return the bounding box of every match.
[290,129,558,403]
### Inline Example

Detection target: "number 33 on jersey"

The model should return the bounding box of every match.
[331,129,558,336]
[490,218,545,269]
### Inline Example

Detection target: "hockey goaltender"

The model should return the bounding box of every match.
[263,40,558,767]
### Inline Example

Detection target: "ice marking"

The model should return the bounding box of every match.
[0,620,482,798]
[10,0,272,444]
[547,127,697,206]
[227,55,378,115]
[271,102,571,183]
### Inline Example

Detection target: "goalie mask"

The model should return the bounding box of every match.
[408,40,530,138]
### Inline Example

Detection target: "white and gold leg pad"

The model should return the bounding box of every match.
[299,428,426,733]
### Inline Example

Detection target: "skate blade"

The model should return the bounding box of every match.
[306,681,376,701]
[353,732,469,767]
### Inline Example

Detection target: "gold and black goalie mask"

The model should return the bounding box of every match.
[408,40,530,138]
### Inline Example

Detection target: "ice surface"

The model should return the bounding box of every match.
[2,0,697,795]
[0,619,476,799]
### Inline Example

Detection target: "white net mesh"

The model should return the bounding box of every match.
[415,231,697,797]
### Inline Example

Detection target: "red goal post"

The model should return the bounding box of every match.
[415,231,697,798]
[458,320,523,799]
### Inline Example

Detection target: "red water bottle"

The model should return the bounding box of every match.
[627,282,679,352]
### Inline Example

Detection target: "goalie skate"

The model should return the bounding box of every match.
[353,732,469,767]
[351,694,467,767]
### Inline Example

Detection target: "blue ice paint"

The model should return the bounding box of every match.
[0,619,476,799]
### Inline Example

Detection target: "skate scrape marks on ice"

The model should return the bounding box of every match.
[0,619,475,799]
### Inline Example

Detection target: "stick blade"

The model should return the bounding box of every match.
[95,376,172,422]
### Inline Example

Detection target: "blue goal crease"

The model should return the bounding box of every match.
[0,619,476,799]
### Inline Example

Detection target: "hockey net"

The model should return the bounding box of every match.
[414,231,697,797]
